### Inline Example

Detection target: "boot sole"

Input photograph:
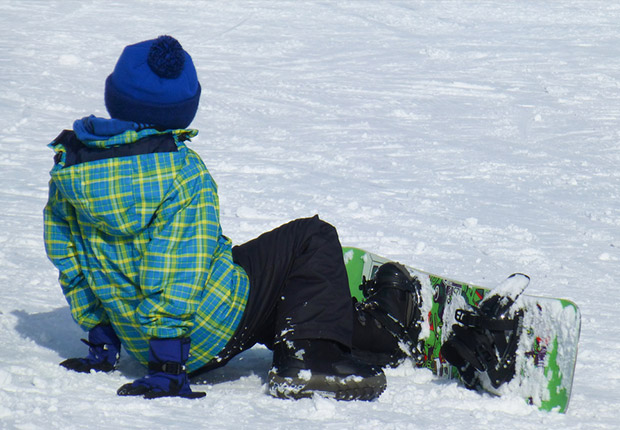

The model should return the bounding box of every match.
[268,371,387,401]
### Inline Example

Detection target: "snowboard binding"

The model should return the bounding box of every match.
[440,275,527,391]
[353,262,424,367]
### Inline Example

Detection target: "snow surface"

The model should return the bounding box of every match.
[1,0,619,428]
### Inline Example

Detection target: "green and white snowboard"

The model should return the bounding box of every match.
[343,247,581,413]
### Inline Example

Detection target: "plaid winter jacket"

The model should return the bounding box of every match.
[43,127,249,372]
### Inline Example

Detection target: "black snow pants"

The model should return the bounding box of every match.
[190,215,353,377]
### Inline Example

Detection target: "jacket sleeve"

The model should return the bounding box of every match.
[136,155,220,339]
[43,181,108,330]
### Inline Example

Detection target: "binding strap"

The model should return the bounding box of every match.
[455,309,520,332]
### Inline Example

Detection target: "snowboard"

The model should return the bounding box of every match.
[343,247,581,413]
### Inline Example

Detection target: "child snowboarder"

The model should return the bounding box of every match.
[44,35,495,401]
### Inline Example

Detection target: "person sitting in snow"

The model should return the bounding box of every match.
[43,35,505,401]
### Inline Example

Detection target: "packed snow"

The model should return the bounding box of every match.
[1,1,619,428]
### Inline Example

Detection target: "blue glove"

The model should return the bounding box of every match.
[61,324,121,373]
[117,338,205,399]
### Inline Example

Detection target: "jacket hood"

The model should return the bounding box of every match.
[48,127,197,237]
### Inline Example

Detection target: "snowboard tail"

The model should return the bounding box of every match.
[343,246,581,413]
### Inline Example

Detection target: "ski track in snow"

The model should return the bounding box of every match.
[1,1,619,428]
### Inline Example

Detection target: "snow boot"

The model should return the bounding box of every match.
[268,339,387,401]
[352,262,423,367]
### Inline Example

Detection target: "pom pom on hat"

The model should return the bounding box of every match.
[105,35,201,130]
[147,35,186,79]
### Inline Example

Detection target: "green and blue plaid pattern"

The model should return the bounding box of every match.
[44,129,249,371]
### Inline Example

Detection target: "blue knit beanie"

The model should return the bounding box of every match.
[105,35,201,130]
